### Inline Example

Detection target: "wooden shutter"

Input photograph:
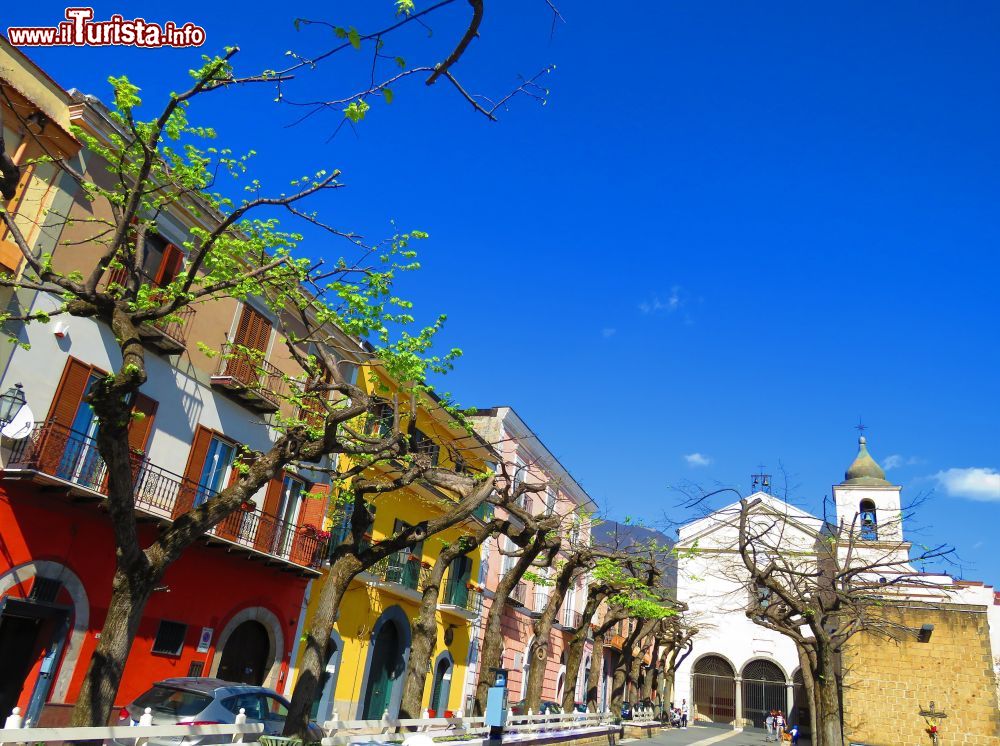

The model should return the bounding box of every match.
[254,474,285,553]
[290,482,328,566]
[172,426,214,519]
[234,305,271,353]
[153,244,184,287]
[38,357,93,473]
[127,393,158,453]
[47,357,92,429]
[296,483,329,531]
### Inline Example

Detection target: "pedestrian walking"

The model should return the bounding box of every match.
[775,710,786,742]
[788,723,800,744]
[681,699,689,729]
[765,710,776,741]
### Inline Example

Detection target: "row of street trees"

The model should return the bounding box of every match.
[0,1,570,733]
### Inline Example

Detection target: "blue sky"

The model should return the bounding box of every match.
[8,1,998,579]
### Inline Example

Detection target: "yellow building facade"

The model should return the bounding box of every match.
[287,368,492,721]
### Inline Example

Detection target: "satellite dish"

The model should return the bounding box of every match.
[2,403,34,440]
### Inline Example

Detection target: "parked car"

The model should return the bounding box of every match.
[508,700,562,716]
[115,677,323,746]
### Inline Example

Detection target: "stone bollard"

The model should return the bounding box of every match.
[3,708,22,730]
[233,707,247,744]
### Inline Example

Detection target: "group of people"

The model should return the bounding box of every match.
[765,710,800,743]
[666,699,689,729]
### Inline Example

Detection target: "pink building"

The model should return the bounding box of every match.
[462,407,597,711]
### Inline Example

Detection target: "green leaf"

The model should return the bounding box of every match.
[396,0,416,16]
[344,100,370,123]
[382,88,394,104]
[395,56,407,70]
[348,27,361,49]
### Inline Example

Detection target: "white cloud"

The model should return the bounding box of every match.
[684,452,712,467]
[640,285,684,314]
[883,454,921,470]
[934,467,1000,502]
[601,327,617,338]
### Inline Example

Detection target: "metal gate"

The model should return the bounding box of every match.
[692,656,736,725]
[741,659,786,729]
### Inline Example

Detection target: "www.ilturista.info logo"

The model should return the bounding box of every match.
[8,8,206,47]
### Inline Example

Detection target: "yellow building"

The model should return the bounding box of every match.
[287,367,493,721]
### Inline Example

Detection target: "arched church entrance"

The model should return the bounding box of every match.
[217,621,270,685]
[691,655,736,725]
[741,659,786,729]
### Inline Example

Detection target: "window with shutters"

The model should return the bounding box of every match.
[152,620,187,656]
[410,428,439,466]
[366,398,394,438]
[195,435,236,506]
[223,304,273,387]
[39,358,158,491]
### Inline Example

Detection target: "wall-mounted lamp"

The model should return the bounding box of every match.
[0,383,26,427]
[917,623,934,643]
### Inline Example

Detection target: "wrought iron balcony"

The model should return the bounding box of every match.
[440,583,482,617]
[211,343,288,414]
[560,608,583,629]
[508,581,528,607]
[3,422,325,573]
[103,267,194,354]
[368,551,430,594]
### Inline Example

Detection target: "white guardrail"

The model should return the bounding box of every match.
[0,706,263,746]
[0,705,638,746]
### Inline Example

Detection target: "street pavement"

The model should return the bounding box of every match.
[621,726,806,746]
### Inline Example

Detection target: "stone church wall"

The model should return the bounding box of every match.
[842,603,1000,746]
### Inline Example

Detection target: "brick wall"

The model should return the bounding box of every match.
[842,603,1000,746]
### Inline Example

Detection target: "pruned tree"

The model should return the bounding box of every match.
[729,491,954,746]
[470,469,563,715]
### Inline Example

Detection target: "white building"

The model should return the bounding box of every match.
[671,436,999,732]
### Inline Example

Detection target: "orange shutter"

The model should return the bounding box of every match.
[38,358,93,473]
[296,483,329,531]
[154,244,184,287]
[291,483,329,566]
[127,393,158,453]
[172,426,214,519]
[254,474,285,553]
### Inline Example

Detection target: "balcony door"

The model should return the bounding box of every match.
[195,436,236,507]
[444,555,472,607]
[271,475,305,556]
[225,305,272,386]
[388,520,422,589]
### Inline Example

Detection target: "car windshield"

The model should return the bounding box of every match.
[134,685,213,717]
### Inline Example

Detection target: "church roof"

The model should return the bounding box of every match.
[842,435,891,486]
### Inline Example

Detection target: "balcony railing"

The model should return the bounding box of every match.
[4,422,325,571]
[369,551,430,593]
[561,608,583,629]
[533,590,549,614]
[442,583,482,614]
[211,343,288,414]
[508,581,528,607]
[104,267,194,353]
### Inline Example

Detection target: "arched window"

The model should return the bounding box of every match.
[859,499,878,540]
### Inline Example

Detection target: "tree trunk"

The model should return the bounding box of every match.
[813,645,843,746]
[640,639,660,700]
[400,532,489,719]
[561,590,604,712]
[70,569,153,726]
[284,557,358,735]
[626,645,644,704]
[609,649,628,716]
[472,536,547,715]
[586,632,604,712]
[524,560,579,711]
[796,643,819,745]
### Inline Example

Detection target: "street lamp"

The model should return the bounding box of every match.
[0,383,26,427]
